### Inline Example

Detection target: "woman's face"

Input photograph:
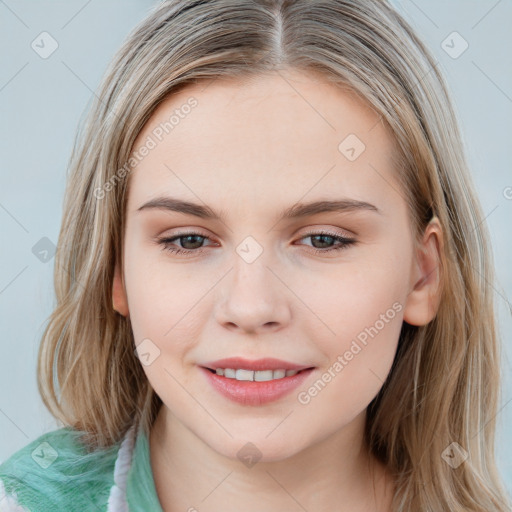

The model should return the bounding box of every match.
[113,69,440,461]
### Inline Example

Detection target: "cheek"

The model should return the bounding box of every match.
[123,241,210,338]
[296,277,404,428]
[123,249,207,401]
[293,247,407,389]
[296,249,406,334]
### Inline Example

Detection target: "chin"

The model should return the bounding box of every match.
[207,433,308,465]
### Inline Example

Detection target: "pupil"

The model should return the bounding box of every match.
[182,235,203,249]
[312,234,333,248]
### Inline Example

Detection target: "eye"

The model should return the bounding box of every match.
[157,231,214,256]
[297,230,356,254]
[156,229,356,257]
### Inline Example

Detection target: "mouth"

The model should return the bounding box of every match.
[202,366,315,382]
[199,363,316,406]
[201,356,314,374]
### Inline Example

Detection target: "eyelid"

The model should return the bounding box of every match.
[155,226,357,252]
[296,225,356,239]
[157,225,354,242]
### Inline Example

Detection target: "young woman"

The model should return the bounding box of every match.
[1,1,510,511]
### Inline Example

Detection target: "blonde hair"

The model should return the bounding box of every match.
[37,1,511,510]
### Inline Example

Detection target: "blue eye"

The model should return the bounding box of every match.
[157,230,356,256]
[300,230,356,254]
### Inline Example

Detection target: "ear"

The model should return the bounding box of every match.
[112,260,129,317]
[403,216,443,326]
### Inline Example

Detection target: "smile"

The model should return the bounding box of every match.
[200,366,315,406]
[207,367,308,381]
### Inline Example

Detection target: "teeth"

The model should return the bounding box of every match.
[214,368,300,381]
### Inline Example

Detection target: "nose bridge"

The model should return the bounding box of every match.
[214,237,290,333]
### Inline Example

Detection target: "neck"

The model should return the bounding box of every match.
[149,406,394,512]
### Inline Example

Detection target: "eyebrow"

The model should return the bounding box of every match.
[136,196,380,222]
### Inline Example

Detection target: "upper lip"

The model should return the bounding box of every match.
[201,357,314,372]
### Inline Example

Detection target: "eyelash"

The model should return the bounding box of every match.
[156,229,356,256]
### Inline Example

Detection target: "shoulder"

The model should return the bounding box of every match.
[0,427,121,512]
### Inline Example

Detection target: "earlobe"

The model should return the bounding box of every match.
[403,217,443,326]
[112,261,129,317]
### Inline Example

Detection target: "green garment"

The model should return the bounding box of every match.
[0,422,164,511]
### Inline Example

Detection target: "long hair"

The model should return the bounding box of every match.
[37,1,511,510]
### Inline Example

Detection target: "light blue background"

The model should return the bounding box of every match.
[1,0,511,498]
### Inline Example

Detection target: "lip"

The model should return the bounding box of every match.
[199,364,315,406]
[201,357,312,372]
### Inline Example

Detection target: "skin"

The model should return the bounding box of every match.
[112,68,443,512]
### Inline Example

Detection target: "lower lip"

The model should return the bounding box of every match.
[199,366,315,406]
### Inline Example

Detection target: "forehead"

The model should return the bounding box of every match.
[126,70,399,215]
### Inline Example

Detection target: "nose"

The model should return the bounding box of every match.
[214,251,292,335]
